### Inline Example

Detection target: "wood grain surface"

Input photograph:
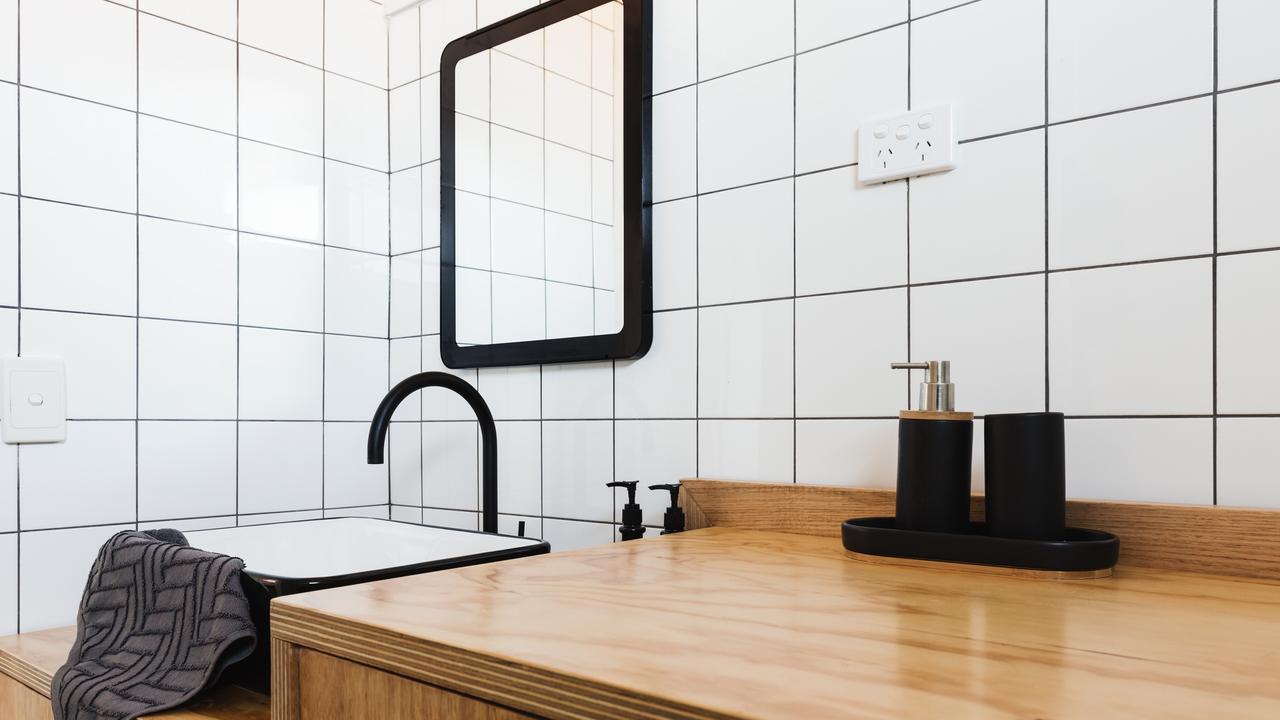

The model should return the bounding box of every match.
[681,479,1280,580]
[272,526,1280,720]
[0,626,269,720]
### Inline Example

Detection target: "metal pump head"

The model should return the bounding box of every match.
[890,360,955,412]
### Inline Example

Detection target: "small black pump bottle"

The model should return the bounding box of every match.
[890,360,973,534]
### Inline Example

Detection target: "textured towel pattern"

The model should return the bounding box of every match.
[51,529,257,720]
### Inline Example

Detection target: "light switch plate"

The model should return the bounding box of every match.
[1,357,67,444]
[857,104,959,184]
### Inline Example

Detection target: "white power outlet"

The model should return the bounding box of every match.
[857,104,958,184]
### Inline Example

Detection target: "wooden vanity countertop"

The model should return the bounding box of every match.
[271,526,1280,720]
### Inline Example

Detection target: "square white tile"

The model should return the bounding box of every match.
[796,419,898,487]
[911,275,1046,416]
[390,505,423,524]
[239,328,324,420]
[20,421,135,529]
[0,84,13,194]
[490,51,542,137]
[139,320,237,419]
[239,46,324,155]
[453,267,491,346]
[421,248,440,335]
[1217,251,1280,414]
[0,441,15,532]
[20,198,137,315]
[0,198,12,306]
[138,217,237,324]
[21,88,136,212]
[388,6,420,88]
[546,284,595,340]
[699,300,794,418]
[1217,418,1280,509]
[491,200,546,278]
[0,535,13,635]
[389,423,422,506]
[1048,0,1212,121]
[544,15,591,85]
[1065,418,1212,504]
[544,144,593,220]
[19,524,134,632]
[21,0,136,108]
[491,274,544,345]
[911,0,1044,140]
[391,252,422,338]
[796,26,907,171]
[910,130,1045,283]
[491,125,544,208]
[239,0,324,67]
[239,421,323,513]
[324,0,388,87]
[421,508,479,531]
[1219,0,1280,90]
[651,0,696,93]
[542,518,613,552]
[422,421,480,511]
[796,0,905,52]
[795,165,906,295]
[697,0,793,80]
[651,87,696,202]
[698,179,794,305]
[546,72,592,153]
[795,289,907,417]
[239,140,324,243]
[698,419,794,483]
[614,419,696,522]
[390,82,422,172]
[139,116,237,228]
[542,420,613,522]
[698,59,794,193]
[141,0,236,39]
[325,334,390,421]
[496,420,542,517]
[239,233,324,332]
[651,199,697,311]
[326,74,390,171]
[1049,99,1212,269]
[138,421,236,520]
[21,310,136,419]
[615,310,697,419]
[1049,260,1212,415]
[323,421,390,508]
[421,73,443,163]
[477,365,542,421]
[139,14,237,133]
[0,0,15,83]
[390,167,424,254]
[325,247,390,337]
[1218,84,1280,253]
[542,362,613,420]
[325,161,390,254]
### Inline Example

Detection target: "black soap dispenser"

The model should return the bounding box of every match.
[607,481,647,540]
[890,361,973,534]
[649,483,685,535]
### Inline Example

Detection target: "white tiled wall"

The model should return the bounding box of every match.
[0,0,391,633]
[386,0,1280,554]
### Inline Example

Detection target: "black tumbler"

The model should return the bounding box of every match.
[983,412,1066,540]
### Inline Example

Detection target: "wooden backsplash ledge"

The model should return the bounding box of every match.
[679,479,1280,581]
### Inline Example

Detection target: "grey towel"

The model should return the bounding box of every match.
[51,529,257,720]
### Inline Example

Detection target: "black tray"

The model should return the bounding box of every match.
[842,517,1119,573]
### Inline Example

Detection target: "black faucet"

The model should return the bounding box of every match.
[368,372,497,534]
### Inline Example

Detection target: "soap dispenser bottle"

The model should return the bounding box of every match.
[889,361,973,534]
[606,481,647,540]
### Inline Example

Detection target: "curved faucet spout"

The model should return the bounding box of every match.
[368,371,498,533]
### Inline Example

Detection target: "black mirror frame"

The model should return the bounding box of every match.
[439,0,652,369]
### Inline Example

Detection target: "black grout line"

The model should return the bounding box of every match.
[1043,0,1051,413]
[791,0,798,484]
[134,0,141,534]
[1211,0,1220,506]
[12,0,20,633]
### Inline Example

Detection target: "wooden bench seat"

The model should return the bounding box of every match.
[0,627,269,720]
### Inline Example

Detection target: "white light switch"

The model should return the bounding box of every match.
[2,357,67,444]
[857,104,959,184]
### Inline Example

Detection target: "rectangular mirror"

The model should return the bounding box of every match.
[440,0,650,368]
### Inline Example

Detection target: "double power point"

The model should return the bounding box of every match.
[857,103,959,184]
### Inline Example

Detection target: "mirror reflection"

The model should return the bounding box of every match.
[451,1,626,346]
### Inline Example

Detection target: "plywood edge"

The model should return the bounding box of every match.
[269,603,739,720]
[679,479,1280,581]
